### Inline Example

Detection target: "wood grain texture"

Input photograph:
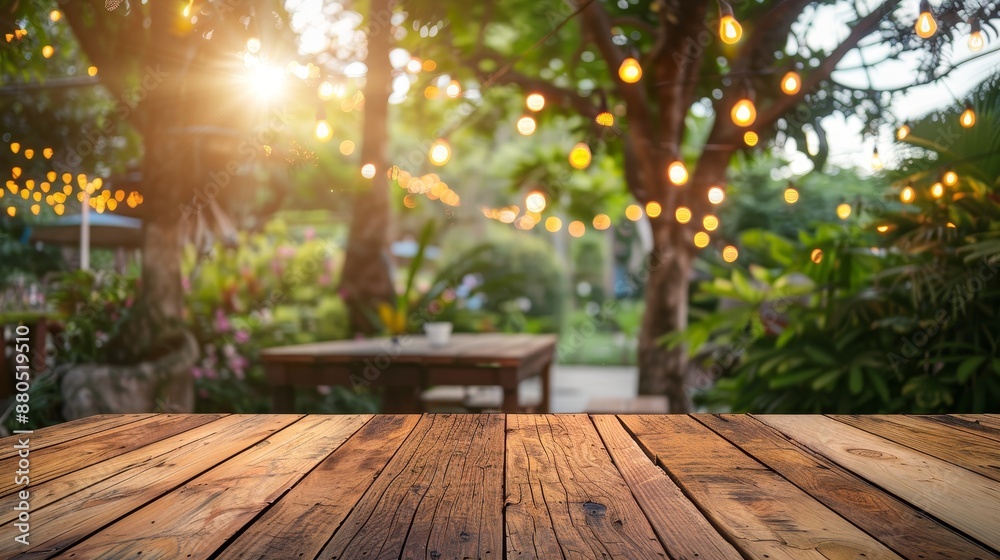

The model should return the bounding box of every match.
[697,414,1000,560]
[926,414,1000,442]
[52,415,369,560]
[950,414,1000,435]
[216,414,420,560]
[4,415,300,560]
[621,414,903,560]
[0,414,224,498]
[316,413,505,560]
[0,414,153,461]
[758,414,1000,552]
[505,414,667,560]
[832,414,1000,482]
[591,415,742,560]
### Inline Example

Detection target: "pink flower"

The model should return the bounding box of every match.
[214,309,231,332]
[191,366,204,380]
[304,227,315,241]
[234,329,250,344]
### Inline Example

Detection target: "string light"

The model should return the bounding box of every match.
[969,19,985,52]
[784,186,799,204]
[516,115,537,135]
[569,143,592,169]
[526,93,545,112]
[339,140,355,155]
[445,80,462,98]
[871,147,883,170]
[618,58,642,83]
[87,66,98,77]
[930,182,944,198]
[595,110,614,127]
[743,131,758,146]
[900,185,915,203]
[42,45,54,58]
[182,0,194,17]
[960,104,976,128]
[645,201,662,218]
[722,246,739,262]
[780,70,801,95]
[943,170,958,186]
[694,231,711,248]
[593,214,611,230]
[675,206,692,224]
[568,220,585,237]
[836,203,852,220]
[429,139,451,166]
[545,217,562,232]
[708,186,725,204]
[667,161,689,185]
[405,58,422,73]
[361,164,376,178]
[876,225,890,233]
[703,215,719,231]
[525,191,547,213]
[9,142,19,154]
[915,0,938,39]
[49,10,62,21]
[896,123,910,140]
[811,248,823,263]
[625,204,642,221]
[731,98,756,127]
[718,2,743,44]
[314,106,332,142]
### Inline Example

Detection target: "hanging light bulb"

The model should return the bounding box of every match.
[595,93,614,127]
[960,103,976,128]
[896,123,911,140]
[708,186,726,204]
[618,57,642,83]
[930,182,944,198]
[731,97,756,127]
[784,186,799,204]
[780,70,801,95]
[667,160,689,186]
[743,131,759,146]
[722,245,739,263]
[525,191,547,213]
[569,143,592,169]
[429,139,451,166]
[516,115,537,135]
[526,93,546,112]
[693,231,711,248]
[915,0,937,39]
[836,203,852,220]
[871,147,883,171]
[314,107,332,142]
[674,206,691,224]
[968,19,985,52]
[718,2,743,44]
[900,185,915,203]
[943,170,958,186]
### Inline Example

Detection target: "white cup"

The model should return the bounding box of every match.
[424,322,453,346]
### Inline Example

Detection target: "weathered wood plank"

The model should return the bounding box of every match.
[0,414,225,498]
[505,414,667,560]
[951,414,1000,434]
[316,413,505,560]
[925,414,1000,442]
[0,414,154,461]
[832,414,1000,482]
[216,414,420,560]
[758,414,1000,552]
[591,415,742,560]
[3,415,300,560]
[621,414,903,560]
[697,414,1000,560]
[52,415,369,560]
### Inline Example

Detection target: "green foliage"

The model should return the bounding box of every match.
[674,78,1000,413]
[48,269,135,365]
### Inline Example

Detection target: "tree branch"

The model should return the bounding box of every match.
[610,16,657,36]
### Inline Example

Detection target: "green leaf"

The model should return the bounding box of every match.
[956,356,986,382]
[811,369,843,391]
[848,366,864,395]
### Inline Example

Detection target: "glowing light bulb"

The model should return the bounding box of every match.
[625,204,642,221]
[545,217,562,232]
[871,147,883,171]
[87,66,98,76]
[314,120,332,142]
[719,15,742,44]
[780,70,801,95]
[811,248,823,263]
[876,225,890,233]
[675,206,692,224]
[708,186,725,205]
[593,214,611,230]
[406,59,422,73]
[836,203,852,220]
[445,80,462,98]
[896,123,910,140]
[960,105,976,128]
[246,37,261,54]
[731,98,756,127]
[969,20,985,51]
[10,143,19,154]
[667,161,688,186]
[568,220,585,238]
[526,93,545,112]
[743,131,758,146]
[595,111,614,127]
[516,115,537,136]
[429,139,451,166]
[41,45,54,58]
[784,187,799,204]
[943,171,958,186]
[339,140,355,155]
[900,185,915,203]
[694,231,711,248]
[915,1,937,39]
[318,81,336,100]
[645,201,662,218]
[182,0,194,17]
[569,143,592,169]
[722,245,739,263]
[618,57,642,83]
[930,182,944,198]
[525,191,547,213]
[50,10,62,21]
[7,206,15,217]
[361,164,376,178]
[703,215,719,231]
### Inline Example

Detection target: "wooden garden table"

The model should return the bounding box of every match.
[2,413,1000,559]
[261,333,557,413]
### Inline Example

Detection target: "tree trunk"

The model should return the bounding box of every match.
[637,219,693,412]
[340,0,396,334]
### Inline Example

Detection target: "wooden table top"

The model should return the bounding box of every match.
[3,413,999,559]
[260,332,558,366]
